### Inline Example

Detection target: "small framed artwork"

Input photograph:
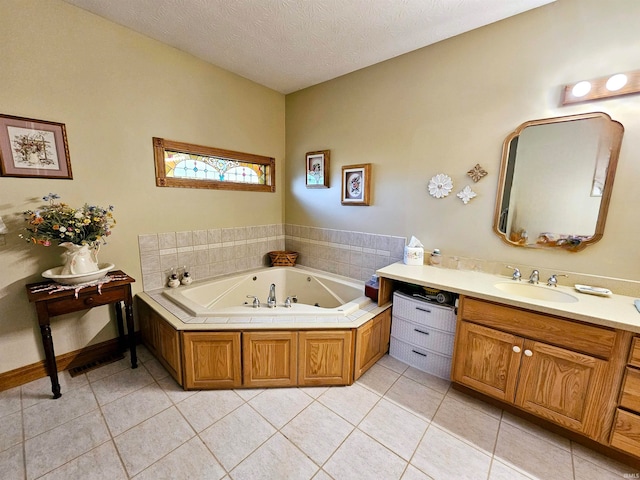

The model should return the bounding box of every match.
[305,150,330,188]
[0,114,72,179]
[341,163,371,206]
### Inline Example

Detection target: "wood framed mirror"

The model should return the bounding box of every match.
[493,112,623,251]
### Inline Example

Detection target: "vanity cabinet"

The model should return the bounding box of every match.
[453,296,631,443]
[611,337,640,456]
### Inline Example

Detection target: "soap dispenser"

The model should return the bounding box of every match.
[167,268,180,288]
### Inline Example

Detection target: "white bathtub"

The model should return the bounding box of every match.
[162,266,370,317]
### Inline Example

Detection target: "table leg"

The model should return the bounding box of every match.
[40,324,61,399]
[125,302,138,368]
[114,301,125,353]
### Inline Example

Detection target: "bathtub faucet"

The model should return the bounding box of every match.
[267,283,277,308]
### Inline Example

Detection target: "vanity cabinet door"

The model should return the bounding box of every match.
[182,332,242,389]
[243,331,298,387]
[515,340,607,433]
[298,330,353,386]
[452,321,523,402]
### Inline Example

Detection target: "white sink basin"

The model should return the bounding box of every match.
[494,282,579,303]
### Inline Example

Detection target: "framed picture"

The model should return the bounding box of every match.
[341,163,371,206]
[0,114,72,179]
[305,150,330,188]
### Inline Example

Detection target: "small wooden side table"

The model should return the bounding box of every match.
[26,270,137,399]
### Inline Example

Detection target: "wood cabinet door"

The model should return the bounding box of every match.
[452,321,523,402]
[156,316,182,384]
[182,332,241,389]
[298,330,353,386]
[515,339,606,435]
[243,331,298,387]
[354,309,391,380]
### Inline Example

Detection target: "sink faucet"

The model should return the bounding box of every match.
[267,283,277,308]
[547,274,568,287]
[528,270,539,284]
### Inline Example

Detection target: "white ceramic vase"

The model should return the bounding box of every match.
[59,242,100,275]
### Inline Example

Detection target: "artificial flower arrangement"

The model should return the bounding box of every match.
[22,193,115,248]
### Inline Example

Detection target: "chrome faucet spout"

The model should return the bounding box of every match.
[528,270,540,284]
[267,283,277,308]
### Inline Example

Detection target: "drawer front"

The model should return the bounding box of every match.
[389,337,451,380]
[611,409,640,457]
[629,337,640,368]
[621,367,640,412]
[46,288,125,316]
[392,292,456,333]
[391,316,454,356]
[459,296,616,359]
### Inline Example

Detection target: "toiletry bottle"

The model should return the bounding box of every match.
[430,249,442,266]
[364,274,379,302]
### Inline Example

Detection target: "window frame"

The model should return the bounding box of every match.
[153,137,275,193]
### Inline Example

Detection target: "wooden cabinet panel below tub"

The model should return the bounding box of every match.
[298,330,354,386]
[354,308,391,380]
[182,332,242,389]
[243,331,298,387]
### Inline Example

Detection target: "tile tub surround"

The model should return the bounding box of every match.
[3,346,638,479]
[138,225,286,291]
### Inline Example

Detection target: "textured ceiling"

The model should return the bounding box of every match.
[62,0,555,94]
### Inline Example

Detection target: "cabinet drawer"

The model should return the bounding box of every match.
[392,292,456,333]
[611,409,640,457]
[629,337,640,368]
[459,296,616,359]
[46,288,126,316]
[620,367,640,412]
[391,316,454,356]
[389,336,451,379]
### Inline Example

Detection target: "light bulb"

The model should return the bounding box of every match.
[572,81,591,97]
[606,73,627,91]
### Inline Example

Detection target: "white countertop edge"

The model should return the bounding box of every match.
[136,291,391,330]
[377,262,640,334]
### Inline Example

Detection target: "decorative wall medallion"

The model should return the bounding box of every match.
[457,185,477,204]
[467,164,488,182]
[428,173,453,198]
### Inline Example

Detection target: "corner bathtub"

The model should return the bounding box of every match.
[162,266,370,319]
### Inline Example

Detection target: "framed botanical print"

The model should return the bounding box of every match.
[305,150,330,188]
[341,163,371,206]
[0,114,72,179]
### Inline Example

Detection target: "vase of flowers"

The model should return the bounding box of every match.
[22,193,116,276]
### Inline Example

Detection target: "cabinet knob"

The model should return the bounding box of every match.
[524,349,533,357]
[84,297,95,305]
[512,346,521,353]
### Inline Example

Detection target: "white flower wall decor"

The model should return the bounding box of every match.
[457,185,477,204]
[428,173,453,198]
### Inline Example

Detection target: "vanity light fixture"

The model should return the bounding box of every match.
[562,69,640,105]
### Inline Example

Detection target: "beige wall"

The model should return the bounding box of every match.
[0,1,285,373]
[285,0,640,282]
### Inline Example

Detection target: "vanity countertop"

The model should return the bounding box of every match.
[377,262,640,334]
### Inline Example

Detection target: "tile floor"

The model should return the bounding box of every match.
[1,347,638,479]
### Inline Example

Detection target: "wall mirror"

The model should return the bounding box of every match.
[493,112,623,251]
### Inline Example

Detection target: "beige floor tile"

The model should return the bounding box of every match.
[384,376,444,421]
[494,422,573,480]
[141,357,170,381]
[501,411,570,451]
[91,365,155,405]
[22,370,88,408]
[38,441,127,480]
[401,465,431,480]
[156,375,199,404]
[318,383,381,425]
[324,429,407,480]
[444,388,502,419]
[234,387,264,401]
[230,433,318,480]
[488,460,534,480]
[85,356,132,383]
[313,469,334,480]
[411,425,491,480]
[431,394,499,454]
[402,367,451,394]
[200,403,276,471]
[249,387,313,429]
[359,398,428,460]
[23,385,97,439]
[25,411,110,479]
[377,354,409,374]
[177,389,244,432]
[299,386,330,398]
[135,344,155,364]
[0,444,25,480]
[0,412,22,453]
[356,363,401,395]
[571,441,640,476]
[133,437,225,480]
[114,406,195,477]
[281,401,354,465]
[102,383,172,436]
[0,386,21,419]
[573,455,633,480]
